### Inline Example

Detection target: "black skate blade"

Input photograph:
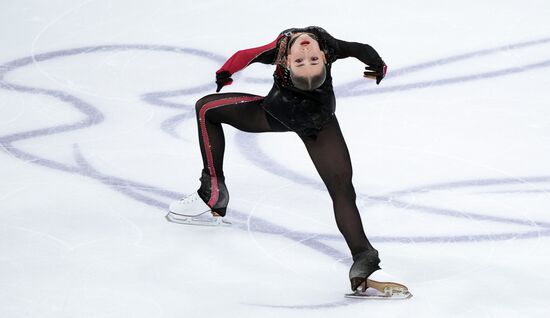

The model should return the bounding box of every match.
[165,212,231,227]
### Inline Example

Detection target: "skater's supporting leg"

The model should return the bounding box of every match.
[301,117,381,289]
[300,117,378,258]
[194,93,289,215]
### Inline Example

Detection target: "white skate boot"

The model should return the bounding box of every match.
[346,269,412,299]
[166,192,231,227]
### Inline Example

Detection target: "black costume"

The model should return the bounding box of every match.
[194,26,386,290]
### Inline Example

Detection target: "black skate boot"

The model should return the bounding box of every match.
[346,249,412,299]
[197,169,229,217]
[166,170,230,226]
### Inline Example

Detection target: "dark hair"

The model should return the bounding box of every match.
[289,66,327,91]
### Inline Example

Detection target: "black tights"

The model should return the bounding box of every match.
[194,92,377,257]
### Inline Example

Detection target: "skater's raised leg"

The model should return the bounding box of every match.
[168,92,289,224]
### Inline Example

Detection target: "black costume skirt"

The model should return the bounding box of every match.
[262,82,336,138]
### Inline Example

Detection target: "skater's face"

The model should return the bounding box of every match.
[286,33,326,78]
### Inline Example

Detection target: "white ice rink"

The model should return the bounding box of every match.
[1,0,550,317]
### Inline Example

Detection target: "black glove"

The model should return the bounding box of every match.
[215,70,233,92]
[363,62,387,85]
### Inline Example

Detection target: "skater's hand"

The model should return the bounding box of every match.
[363,62,387,85]
[215,70,233,92]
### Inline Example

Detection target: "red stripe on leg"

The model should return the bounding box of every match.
[199,96,263,207]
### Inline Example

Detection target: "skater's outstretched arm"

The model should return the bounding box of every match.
[320,29,387,84]
[215,34,283,92]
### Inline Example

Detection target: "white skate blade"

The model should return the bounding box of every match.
[345,282,412,299]
[165,211,231,227]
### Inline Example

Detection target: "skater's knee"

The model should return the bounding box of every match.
[324,173,355,199]
[195,94,218,114]
[195,97,207,114]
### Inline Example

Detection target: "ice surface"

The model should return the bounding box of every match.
[1,1,550,317]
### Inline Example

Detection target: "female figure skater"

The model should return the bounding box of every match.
[167,26,410,298]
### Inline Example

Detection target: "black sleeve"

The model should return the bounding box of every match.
[250,47,277,65]
[333,40,384,66]
[319,29,385,66]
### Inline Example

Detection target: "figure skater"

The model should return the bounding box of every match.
[167,26,410,298]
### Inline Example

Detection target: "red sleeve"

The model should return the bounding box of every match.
[216,34,283,75]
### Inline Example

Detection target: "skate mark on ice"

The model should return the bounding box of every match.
[1,40,549,247]
[245,299,357,309]
[1,38,550,309]
[236,131,550,241]
[0,44,349,267]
